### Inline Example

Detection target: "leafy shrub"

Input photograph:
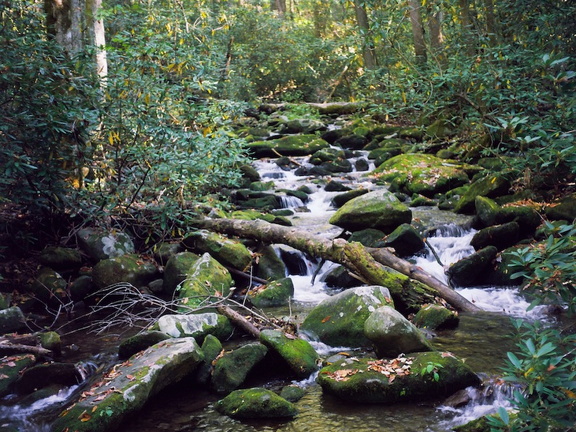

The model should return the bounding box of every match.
[488,320,576,431]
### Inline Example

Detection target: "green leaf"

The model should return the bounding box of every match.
[497,407,510,425]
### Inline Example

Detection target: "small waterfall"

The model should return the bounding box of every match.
[438,376,520,429]
[279,195,305,208]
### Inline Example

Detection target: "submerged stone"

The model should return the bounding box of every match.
[215,387,297,419]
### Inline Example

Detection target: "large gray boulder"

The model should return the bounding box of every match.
[329,189,412,233]
[364,306,434,358]
[153,313,233,342]
[300,286,394,347]
[317,351,480,404]
[77,228,135,261]
[52,338,204,432]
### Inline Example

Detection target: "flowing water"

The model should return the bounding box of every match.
[3,149,550,431]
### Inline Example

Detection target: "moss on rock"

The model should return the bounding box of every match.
[215,387,297,419]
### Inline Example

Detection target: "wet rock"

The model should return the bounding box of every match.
[211,343,269,394]
[280,118,327,134]
[52,338,204,432]
[254,245,288,281]
[355,158,370,171]
[309,147,346,164]
[0,354,36,397]
[317,351,480,404]
[373,154,476,197]
[364,306,434,358]
[497,206,541,237]
[413,304,459,330]
[470,222,520,251]
[300,286,394,347]
[0,306,27,334]
[215,387,297,419]
[259,329,319,379]
[77,227,135,261]
[15,362,82,394]
[118,331,171,360]
[447,246,498,287]
[280,384,306,402]
[410,194,437,207]
[321,265,364,289]
[239,163,261,182]
[177,253,233,308]
[182,230,252,272]
[329,189,412,233]
[331,188,369,208]
[324,180,352,192]
[381,223,425,257]
[248,277,294,308]
[162,252,200,295]
[443,388,473,408]
[368,146,403,166]
[334,134,369,150]
[153,313,233,342]
[454,174,511,214]
[475,196,501,227]
[250,180,275,191]
[39,246,82,271]
[247,134,329,158]
[69,275,94,302]
[92,254,158,290]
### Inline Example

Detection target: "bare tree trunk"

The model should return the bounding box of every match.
[86,0,107,80]
[408,0,427,65]
[458,0,475,54]
[427,5,443,55]
[353,1,378,69]
[193,218,481,313]
[483,0,497,45]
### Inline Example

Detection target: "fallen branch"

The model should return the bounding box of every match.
[0,342,52,358]
[192,218,481,313]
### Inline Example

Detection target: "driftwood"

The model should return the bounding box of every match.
[193,218,481,313]
[216,305,261,338]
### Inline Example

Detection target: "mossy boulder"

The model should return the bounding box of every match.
[317,351,480,404]
[39,331,62,354]
[309,147,346,164]
[497,205,541,237]
[0,306,27,334]
[475,196,502,227]
[321,266,364,289]
[413,305,460,330]
[300,286,394,347]
[373,154,476,197]
[39,246,82,271]
[92,254,158,290]
[545,192,576,221]
[364,306,434,358]
[162,252,200,296]
[0,354,36,397]
[381,223,425,257]
[153,313,233,342]
[259,329,319,379]
[247,134,329,158]
[196,334,223,385]
[152,242,183,266]
[470,222,520,251]
[368,146,404,167]
[177,253,233,308]
[182,230,252,272]
[215,387,297,419]
[447,246,498,287]
[329,189,412,233]
[211,343,269,394]
[77,228,135,261]
[334,134,369,150]
[248,277,294,308]
[52,338,204,432]
[29,267,68,306]
[454,174,511,214]
[280,384,306,402]
[118,331,171,360]
[254,245,288,281]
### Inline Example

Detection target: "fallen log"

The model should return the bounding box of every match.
[0,342,52,358]
[192,218,481,313]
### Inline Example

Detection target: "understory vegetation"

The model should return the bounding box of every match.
[1,0,575,430]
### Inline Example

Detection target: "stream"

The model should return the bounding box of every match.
[2,148,549,432]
